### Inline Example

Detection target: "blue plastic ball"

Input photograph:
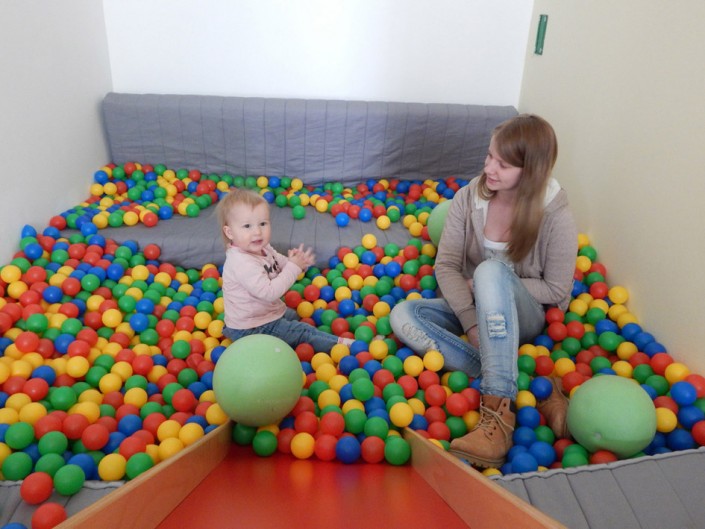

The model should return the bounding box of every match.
[671,381,698,406]
[512,426,537,448]
[529,376,553,400]
[516,406,541,429]
[511,452,539,473]
[335,213,350,227]
[528,440,557,467]
[336,436,361,464]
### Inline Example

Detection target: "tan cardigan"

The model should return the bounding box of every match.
[434,177,578,334]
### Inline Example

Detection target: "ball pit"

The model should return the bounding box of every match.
[2,161,705,525]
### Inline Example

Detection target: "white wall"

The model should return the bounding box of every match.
[521,2,705,371]
[0,1,112,264]
[103,0,532,105]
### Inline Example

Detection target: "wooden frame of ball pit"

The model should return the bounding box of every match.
[49,422,564,529]
[53,422,232,529]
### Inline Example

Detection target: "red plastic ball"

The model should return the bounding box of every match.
[81,423,110,451]
[31,502,67,529]
[427,421,451,441]
[361,436,386,463]
[20,472,54,504]
[546,322,568,342]
[651,352,674,376]
[445,393,470,417]
[545,307,565,324]
[319,412,345,437]
[314,434,338,461]
[424,384,447,407]
[692,420,705,446]
[294,411,318,435]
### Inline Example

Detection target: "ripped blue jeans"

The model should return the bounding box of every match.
[389,259,545,399]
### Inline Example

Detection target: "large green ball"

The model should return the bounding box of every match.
[567,375,656,458]
[213,334,303,427]
[427,199,452,246]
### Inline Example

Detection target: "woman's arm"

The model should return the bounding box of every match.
[434,187,478,333]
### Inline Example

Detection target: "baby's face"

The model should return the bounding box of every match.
[223,202,272,255]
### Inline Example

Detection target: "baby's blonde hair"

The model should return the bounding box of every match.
[215,187,268,247]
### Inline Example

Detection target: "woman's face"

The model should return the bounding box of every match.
[484,136,523,193]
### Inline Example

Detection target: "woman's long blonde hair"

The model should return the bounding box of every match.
[477,114,558,262]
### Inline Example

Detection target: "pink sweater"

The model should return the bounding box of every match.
[222,244,303,330]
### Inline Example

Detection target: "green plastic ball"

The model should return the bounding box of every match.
[567,375,656,458]
[213,335,303,427]
[252,430,278,457]
[53,464,86,496]
[427,199,452,246]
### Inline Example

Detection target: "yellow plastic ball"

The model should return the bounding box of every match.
[608,286,629,305]
[66,356,91,378]
[554,357,577,377]
[343,253,359,269]
[18,402,47,424]
[611,360,634,378]
[655,407,678,433]
[290,432,315,459]
[389,402,414,428]
[518,344,537,358]
[98,453,127,480]
[408,222,424,237]
[205,403,230,425]
[369,340,388,360]
[158,437,185,461]
[568,298,589,317]
[664,362,691,385]
[335,286,352,301]
[102,308,124,328]
[317,388,341,409]
[347,274,364,290]
[422,350,444,372]
[315,363,337,383]
[179,423,205,446]
[403,355,425,377]
[577,233,591,248]
[361,234,377,249]
[616,341,638,361]
[0,265,22,283]
[296,301,314,319]
[124,387,149,408]
[575,255,592,273]
[463,410,481,431]
[515,390,537,409]
[376,215,391,230]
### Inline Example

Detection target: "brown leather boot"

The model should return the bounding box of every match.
[537,377,570,438]
[448,395,515,468]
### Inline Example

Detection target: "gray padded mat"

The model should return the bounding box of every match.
[0,480,123,527]
[102,93,517,186]
[62,205,415,270]
[491,448,705,529]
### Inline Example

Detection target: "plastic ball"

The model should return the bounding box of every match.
[336,436,361,464]
[567,375,657,457]
[31,502,67,529]
[20,471,54,504]
[212,335,303,426]
[427,199,452,246]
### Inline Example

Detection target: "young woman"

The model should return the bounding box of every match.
[390,114,578,468]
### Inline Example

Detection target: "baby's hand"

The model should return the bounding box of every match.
[288,244,315,270]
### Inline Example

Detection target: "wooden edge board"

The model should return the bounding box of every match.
[56,421,232,529]
[403,428,567,529]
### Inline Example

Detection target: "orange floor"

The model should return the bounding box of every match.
[157,444,471,528]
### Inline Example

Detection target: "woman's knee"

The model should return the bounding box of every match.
[473,258,508,284]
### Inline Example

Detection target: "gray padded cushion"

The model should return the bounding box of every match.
[102,93,517,186]
[491,448,705,529]
[0,480,123,527]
